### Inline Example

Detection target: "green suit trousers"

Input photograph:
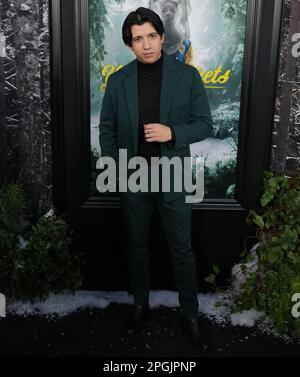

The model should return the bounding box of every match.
[120,187,199,319]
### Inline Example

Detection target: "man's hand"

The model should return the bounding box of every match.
[144,123,172,143]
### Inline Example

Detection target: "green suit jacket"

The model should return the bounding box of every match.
[99,51,213,202]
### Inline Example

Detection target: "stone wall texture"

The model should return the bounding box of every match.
[270,0,300,176]
[0,0,51,218]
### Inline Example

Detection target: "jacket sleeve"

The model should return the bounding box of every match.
[172,68,213,149]
[99,76,119,162]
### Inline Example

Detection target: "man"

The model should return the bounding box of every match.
[99,7,213,349]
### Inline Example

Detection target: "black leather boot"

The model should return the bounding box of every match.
[127,304,150,333]
[180,315,210,350]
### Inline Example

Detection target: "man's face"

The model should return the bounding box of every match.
[129,22,164,64]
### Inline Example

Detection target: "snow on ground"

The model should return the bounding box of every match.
[7,290,234,325]
[5,289,298,342]
[5,240,292,339]
[8,291,112,318]
[198,291,233,325]
[230,309,264,327]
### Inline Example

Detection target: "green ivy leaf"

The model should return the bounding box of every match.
[213,265,220,274]
[205,274,216,284]
[253,214,265,229]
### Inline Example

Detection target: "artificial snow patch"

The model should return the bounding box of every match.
[7,290,233,322]
[93,290,133,305]
[198,291,233,325]
[8,291,111,317]
[149,290,179,308]
[230,309,264,327]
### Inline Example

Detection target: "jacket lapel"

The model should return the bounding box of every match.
[159,52,178,125]
[124,60,139,155]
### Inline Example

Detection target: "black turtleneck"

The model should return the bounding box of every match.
[137,51,175,162]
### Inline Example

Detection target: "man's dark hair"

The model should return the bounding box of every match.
[122,7,165,47]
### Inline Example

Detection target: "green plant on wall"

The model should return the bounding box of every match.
[233,171,300,336]
[0,183,25,298]
[0,183,83,302]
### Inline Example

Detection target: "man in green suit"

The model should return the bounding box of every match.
[99,7,213,349]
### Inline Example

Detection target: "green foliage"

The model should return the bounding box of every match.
[18,215,83,301]
[205,265,220,290]
[0,183,24,254]
[234,171,300,336]
[0,183,25,299]
[0,183,83,301]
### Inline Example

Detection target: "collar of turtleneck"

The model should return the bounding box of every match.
[137,50,164,72]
